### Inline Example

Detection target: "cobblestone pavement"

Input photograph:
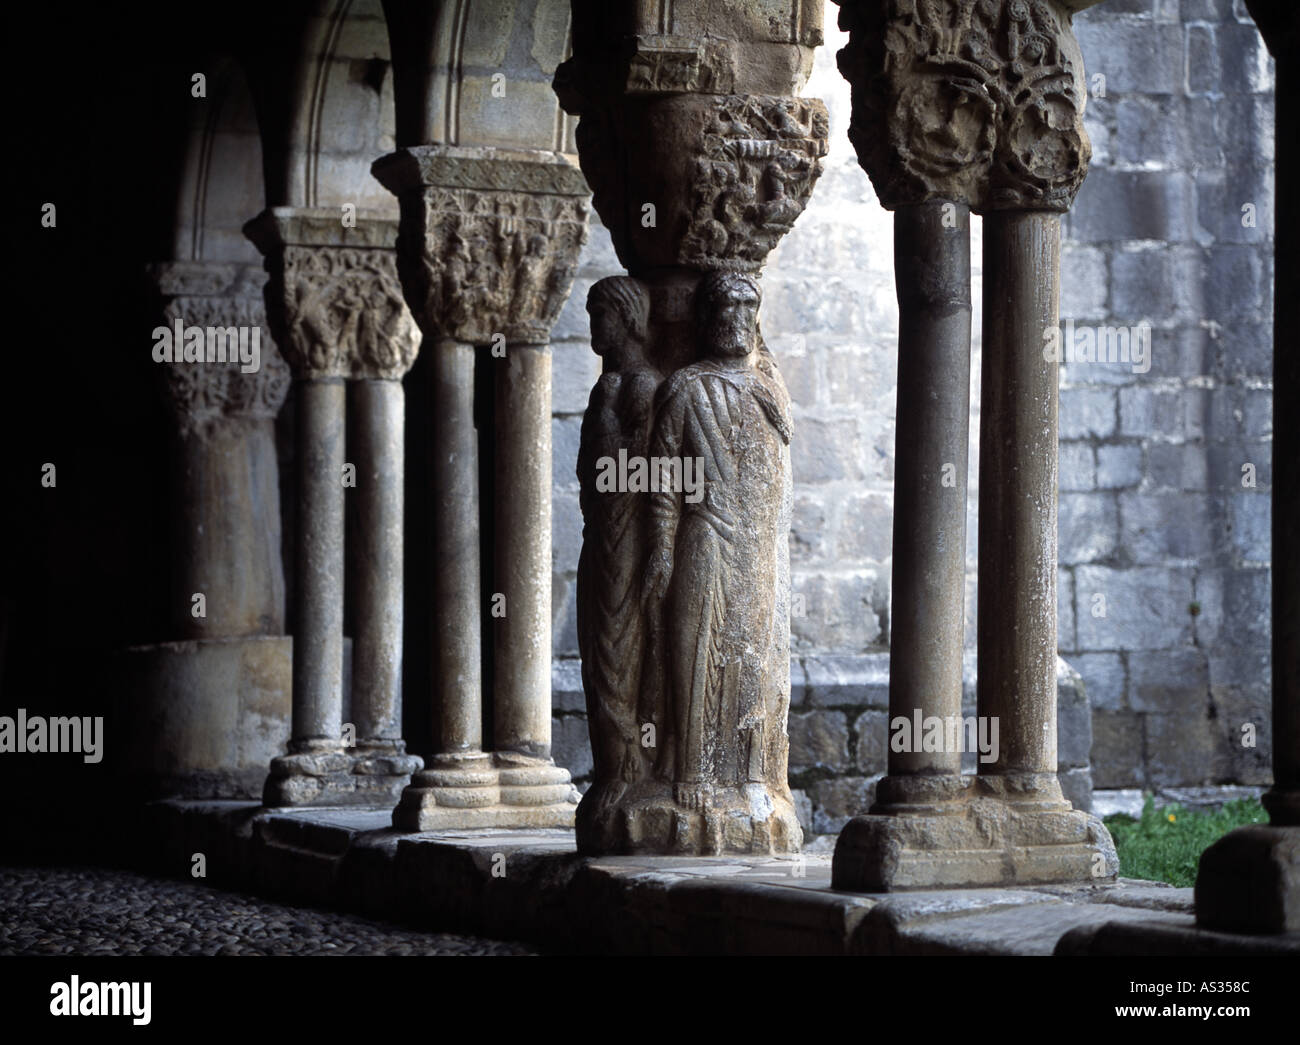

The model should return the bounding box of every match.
[0,866,537,956]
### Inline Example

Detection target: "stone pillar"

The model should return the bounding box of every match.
[373,146,588,829]
[556,1,829,854]
[246,207,423,806]
[117,261,293,799]
[1196,3,1299,933]
[153,263,291,641]
[831,0,1117,890]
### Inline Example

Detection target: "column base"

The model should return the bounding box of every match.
[576,779,803,856]
[831,790,1118,892]
[263,741,424,808]
[1195,824,1300,933]
[392,751,579,830]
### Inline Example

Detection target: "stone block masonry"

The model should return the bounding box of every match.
[1059,0,1275,792]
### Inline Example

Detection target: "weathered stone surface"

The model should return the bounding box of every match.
[833,796,1118,892]
[244,208,419,380]
[1195,825,1300,933]
[575,273,802,855]
[835,0,1094,212]
[372,145,591,346]
[116,636,292,799]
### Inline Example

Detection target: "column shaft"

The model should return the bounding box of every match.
[293,379,346,746]
[174,416,285,639]
[879,201,972,804]
[1267,58,1298,826]
[976,211,1063,801]
[493,343,553,759]
[431,338,483,755]
[350,378,405,744]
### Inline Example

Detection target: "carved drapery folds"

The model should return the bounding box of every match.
[836,0,1091,211]
[559,0,824,855]
[245,209,419,380]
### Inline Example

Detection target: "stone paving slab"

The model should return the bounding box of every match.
[130,800,1298,956]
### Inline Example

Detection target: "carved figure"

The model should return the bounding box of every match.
[645,272,793,813]
[576,277,660,801]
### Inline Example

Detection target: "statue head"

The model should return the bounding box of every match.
[587,276,648,366]
[695,271,761,359]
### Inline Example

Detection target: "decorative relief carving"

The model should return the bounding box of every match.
[680,95,829,269]
[836,0,1091,211]
[624,35,737,95]
[398,188,590,346]
[566,94,827,275]
[372,146,593,347]
[264,246,419,380]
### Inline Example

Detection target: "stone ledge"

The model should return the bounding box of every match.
[129,801,1297,955]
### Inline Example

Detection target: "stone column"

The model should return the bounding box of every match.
[152,263,291,641]
[117,261,294,799]
[373,146,588,829]
[494,341,555,764]
[832,0,1117,890]
[427,336,484,760]
[556,1,828,854]
[348,280,425,801]
[1196,2,1299,933]
[246,207,423,807]
[976,210,1067,807]
[879,202,972,812]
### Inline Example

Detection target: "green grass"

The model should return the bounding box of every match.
[1103,796,1267,887]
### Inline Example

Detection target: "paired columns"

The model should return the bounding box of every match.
[831,0,1117,889]
[1195,2,1299,933]
[372,146,588,829]
[246,208,423,806]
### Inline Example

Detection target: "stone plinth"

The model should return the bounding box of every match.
[832,791,1118,892]
[116,636,292,799]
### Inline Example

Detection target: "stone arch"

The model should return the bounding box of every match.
[383,0,577,151]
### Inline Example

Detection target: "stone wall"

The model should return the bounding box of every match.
[547,0,1275,820]
[1060,0,1274,790]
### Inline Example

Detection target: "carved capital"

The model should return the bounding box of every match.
[373,146,592,346]
[835,0,1093,212]
[572,93,828,275]
[148,261,290,435]
[244,208,420,380]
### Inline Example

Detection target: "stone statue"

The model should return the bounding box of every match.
[576,276,660,822]
[576,271,802,855]
[646,272,794,814]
